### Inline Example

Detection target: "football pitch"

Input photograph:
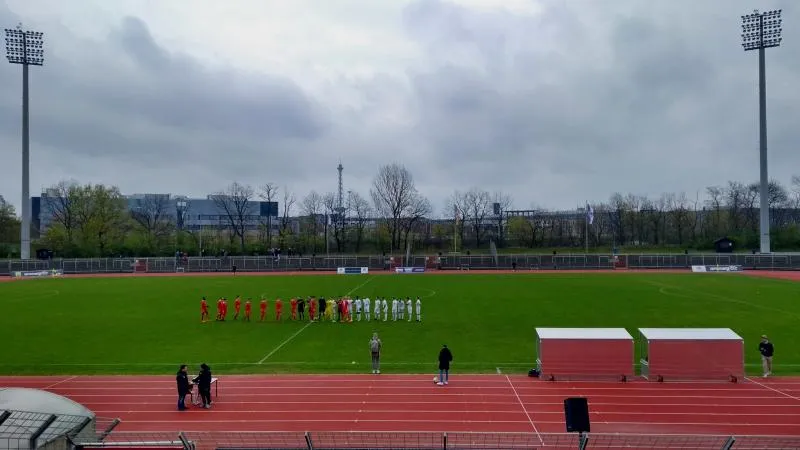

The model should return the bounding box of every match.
[1,272,799,376]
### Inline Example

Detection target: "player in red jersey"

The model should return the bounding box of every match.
[290,297,298,320]
[234,296,242,320]
[222,298,228,321]
[216,298,223,321]
[244,299,252,321]
[275,298,283,321]
[309,297,317,321]
[342,298,350,323]
[260,298,268,321]
[201,297,209,322]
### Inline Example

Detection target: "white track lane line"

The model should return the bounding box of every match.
[505,374,543,445]
[44,375,78,389]
[745,377,800,402]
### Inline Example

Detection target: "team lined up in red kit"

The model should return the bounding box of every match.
[199,296,316,322]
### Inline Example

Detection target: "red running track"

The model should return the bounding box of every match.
[1,374,800,437]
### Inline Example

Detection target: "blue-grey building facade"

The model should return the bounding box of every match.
[32,192,278,236]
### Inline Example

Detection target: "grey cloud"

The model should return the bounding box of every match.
[0,5,330,206]
[1,0,799,217]
[398,0,800,211]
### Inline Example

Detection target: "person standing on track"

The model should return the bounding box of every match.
[370,333,382,374]
[193,363,212,409]
[759,335,774,377]
[437,345,453,386]
[176,364,191,411]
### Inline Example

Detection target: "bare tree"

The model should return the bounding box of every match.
[301,190,323,253]
[323,192,348,252]
[348,191,372,252]
[44,180,80,245]
[130,194,173,243]
[370,163,418,251]
[463,188,491,247]
[492,191,513,244]
[400,193,432,252]
[444,191,468,250]
[279,186,296,247]
[259,183,279,248]
[211,182,255,252]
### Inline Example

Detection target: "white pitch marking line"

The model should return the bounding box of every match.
[257,276,377,364]
[505,374,543,445]
[257,322,313,364]
[44,375,77,389]
[745,377,800,402]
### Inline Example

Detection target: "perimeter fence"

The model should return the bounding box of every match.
[3,253,800,276]
[69,430,800,450]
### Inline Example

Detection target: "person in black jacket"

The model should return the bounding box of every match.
[437,345,453,386]
[176,365,191,411]
[193,363,213,408]
[759,335,774,377]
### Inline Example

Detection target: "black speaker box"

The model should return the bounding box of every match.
[563,397,590,433]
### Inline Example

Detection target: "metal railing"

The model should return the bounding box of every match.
[69,431,800,450]
[3,253,800,276]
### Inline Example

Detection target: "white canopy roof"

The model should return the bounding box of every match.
[535,328,633,340]
[638,328,742,341]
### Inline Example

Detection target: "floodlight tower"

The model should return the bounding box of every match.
[742,9,782,254]
[336,162,345,222]
[5,24,44,260]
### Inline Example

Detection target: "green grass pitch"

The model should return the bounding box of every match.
[1,273,799,376]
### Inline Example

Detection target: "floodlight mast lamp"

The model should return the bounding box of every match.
[742,9,782,254]
[5,24,44,260]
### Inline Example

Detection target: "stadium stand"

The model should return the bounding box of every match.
[0,388,115,449]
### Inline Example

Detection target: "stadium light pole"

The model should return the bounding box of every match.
[742,10,782,254]
[5,24,44,260]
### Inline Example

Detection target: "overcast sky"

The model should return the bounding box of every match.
[0,0,798,217]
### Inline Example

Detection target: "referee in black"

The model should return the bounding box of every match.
[759,335,774,377]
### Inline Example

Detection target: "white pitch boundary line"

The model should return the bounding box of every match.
[257,322,313,364]
[43,375,77,389]
[257,276,377,364]
[505,374,543,445]
[745,376,800,402]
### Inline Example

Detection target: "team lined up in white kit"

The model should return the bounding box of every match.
[336,296,422,322]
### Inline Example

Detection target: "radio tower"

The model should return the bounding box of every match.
[336,161,345,221]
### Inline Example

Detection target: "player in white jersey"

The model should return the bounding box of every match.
[354,297,362,321]
[406,297,412,322]
[373,297,380,320]
[399,297,405,320]
[415,297,422,321]
[346,298,353,322]
[363,297,370,321]
[391,298,398,321]
[382,298,388,321]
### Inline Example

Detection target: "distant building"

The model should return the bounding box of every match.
[32,192,278,235]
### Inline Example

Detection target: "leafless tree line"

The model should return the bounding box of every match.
[30,170,800,257]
